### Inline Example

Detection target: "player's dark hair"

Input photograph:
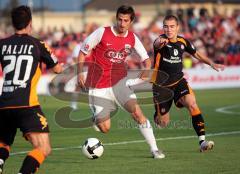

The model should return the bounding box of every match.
[116,5,135,21]
[11,5,32,30]
[163,15,179,25]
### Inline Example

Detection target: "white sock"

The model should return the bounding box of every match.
[92,124,101,132]
[199,135,205,142]
[139,120,158,152]
[71,102,78,110]
[0,159,4,173]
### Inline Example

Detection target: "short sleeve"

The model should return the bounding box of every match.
[72,44,81,58]
[80,27,105,55]
[133,33,149,61]
[39,41,58,69]
[184,38,196,55]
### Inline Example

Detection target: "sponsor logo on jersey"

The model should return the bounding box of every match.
[124,44,132,55]
[83,44,90,52]
[181,44,184,49]
[104,48,132,63]
[173,49,178,56]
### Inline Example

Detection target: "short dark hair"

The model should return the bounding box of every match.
[116,5,135,21]
[163,15,179,25]
[11,5,32,30]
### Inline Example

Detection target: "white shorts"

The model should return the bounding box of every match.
[88,77,136,119]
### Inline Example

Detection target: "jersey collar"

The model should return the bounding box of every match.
[111,26,128,37]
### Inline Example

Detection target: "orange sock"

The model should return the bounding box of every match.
[19,149,45,174]
[190,107,201,116]
[28,149,45,164]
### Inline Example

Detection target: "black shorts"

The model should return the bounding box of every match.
[153,78,194,115]
[0,106,49,146]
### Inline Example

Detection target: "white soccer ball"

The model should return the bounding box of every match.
[82,138,104,159]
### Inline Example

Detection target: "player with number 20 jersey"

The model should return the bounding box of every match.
[0,34,58,108]
[0,5,62,174]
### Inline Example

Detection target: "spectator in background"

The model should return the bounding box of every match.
[0,6,240,69]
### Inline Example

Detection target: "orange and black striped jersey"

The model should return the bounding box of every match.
[0,34,58,108]
[152,34,196,86]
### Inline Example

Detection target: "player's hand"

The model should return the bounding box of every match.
[211,63,225,72]
[154,36,169,49]
[140,70,150,81]
[78,73,86,89]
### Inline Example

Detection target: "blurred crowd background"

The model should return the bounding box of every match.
[0,0,240,74]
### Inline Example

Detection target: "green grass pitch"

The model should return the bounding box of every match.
[3,88,240,174]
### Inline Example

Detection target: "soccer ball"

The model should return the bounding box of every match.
[82,138,104,159]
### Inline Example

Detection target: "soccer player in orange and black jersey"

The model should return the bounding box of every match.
[0,34,58,108]
[152,15,224,152]
[152,34,196,86]
[0,6,62,174]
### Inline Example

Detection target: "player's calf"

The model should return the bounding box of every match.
[18,133,51,173]
[154,113,170,128]
[95,118,111,133]
[97,125,110,133]
[131,109,146,124]
[125,101,146,124]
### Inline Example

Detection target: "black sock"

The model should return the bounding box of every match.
[0,147,9,162]
[19,156,40,174]
[192,114,205,144]
[199,140,204,145]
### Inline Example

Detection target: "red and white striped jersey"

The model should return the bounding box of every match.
[81,26,149,88]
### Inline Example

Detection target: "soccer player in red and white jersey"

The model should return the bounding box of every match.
[77,5,164,159]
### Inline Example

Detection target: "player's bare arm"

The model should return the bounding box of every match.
[194,51,225,71]
[77,51,86,88]
[140,58,151,80]
[51,63,63,74]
